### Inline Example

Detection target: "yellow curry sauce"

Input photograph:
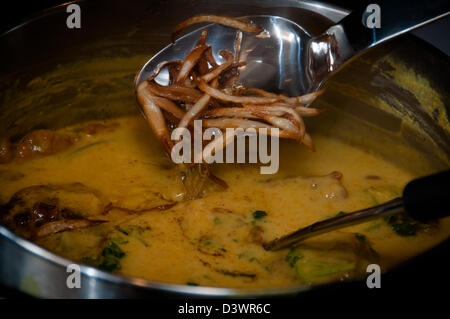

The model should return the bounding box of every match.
[1,116,449,288]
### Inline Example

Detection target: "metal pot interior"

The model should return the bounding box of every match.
[0,0,448,297]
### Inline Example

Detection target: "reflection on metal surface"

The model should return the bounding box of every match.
[136,15,310,96]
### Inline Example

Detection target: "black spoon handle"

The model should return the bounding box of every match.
[264,170,450,251]
[403,170,450,221]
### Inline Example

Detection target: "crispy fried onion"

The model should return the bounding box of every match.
[136,16,325,193]
[172,15,263,42]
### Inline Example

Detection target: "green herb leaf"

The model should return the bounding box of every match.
[81,256,101,267]
[285,247,303,268]
[116,225,150,246]
[110,237,129,245]
[253,210,267,219]
[81,239,126,272]
[391,222,416,236]
[385,214,430,237]
[115,226,129,236]
[102,241,125,259]
[354,233,366,243]
[99,240,126,272]
[202,240,213,246]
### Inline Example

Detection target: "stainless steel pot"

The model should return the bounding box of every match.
[0,0,449,298]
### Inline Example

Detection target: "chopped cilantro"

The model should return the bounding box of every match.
[110,237,129,245]
[115,226,129,235]
[391,222,417,236]
[285,247,303,268]
[253,210,267,219]
[386,214,430,237]
[82,239,126,272]
[99,240,125,271]
[354,233,366,243]
[238,252,247,259]
[116,225,150,246]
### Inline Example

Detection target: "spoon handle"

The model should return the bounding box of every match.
[263,197,403,251]
[264,170,450,251]
[403,170,450,221]
[339,0,448,53]
[312,0,450,80]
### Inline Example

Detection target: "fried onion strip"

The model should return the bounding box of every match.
[195,129,237,164]
[203,118,273,130]
[145,81,203,104]
[202,118,298,140]
[172,15,263,42]
[281,89,326,105]
[176,45,209,84]
[295,106,327,117]
[238,87,325,106]
[245,106,305,139]
[196,29,209,46]
[198,80,280,104]
[137,82,173,154]
[203,47,219,68]
[234,30,243,63]
[256,115,301,140]
[147,60,182,82]
[150,95,186,120]
[178,94,211,129]
[204,107,263,119]
[177,79,218,129]
[201,50,234,83]
[302,133,315,151]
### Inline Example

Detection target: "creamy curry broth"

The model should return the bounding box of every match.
[1,116,449,288]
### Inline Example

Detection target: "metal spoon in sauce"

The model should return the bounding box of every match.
[135,0,448,95]
[263,170,450,251]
